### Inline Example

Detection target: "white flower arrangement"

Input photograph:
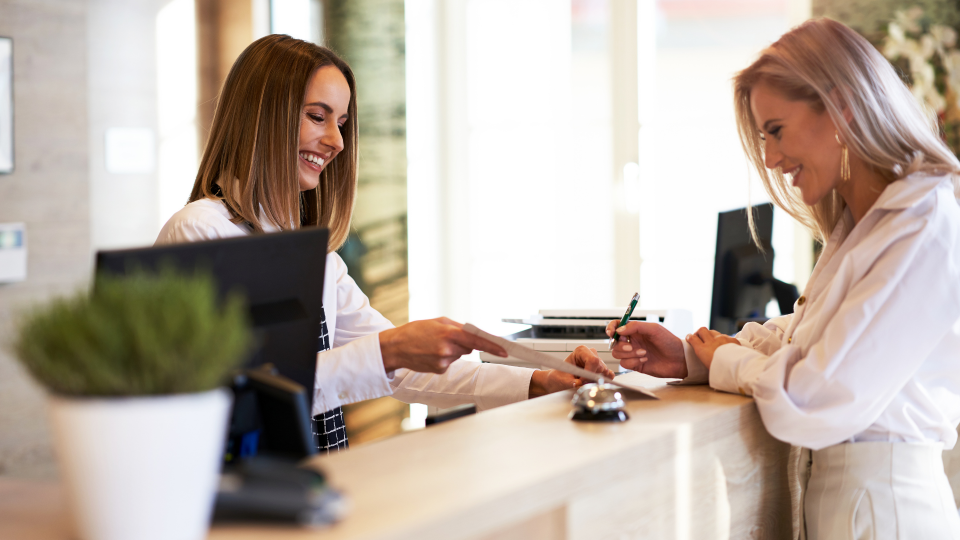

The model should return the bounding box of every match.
[883,7,960,116]
[882,8,960,157]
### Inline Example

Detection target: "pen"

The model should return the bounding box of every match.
[609,292,640,350]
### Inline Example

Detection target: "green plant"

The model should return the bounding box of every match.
[14,268,252,397]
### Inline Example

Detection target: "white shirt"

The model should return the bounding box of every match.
[156,198,534,417]
[683,174,960,451]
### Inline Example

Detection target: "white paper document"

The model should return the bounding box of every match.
[463,323,658,400]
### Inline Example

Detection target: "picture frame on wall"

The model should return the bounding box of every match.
[0,37,11,174]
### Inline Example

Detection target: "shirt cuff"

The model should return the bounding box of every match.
[668,340,710,386]
[475,363,534,411]
[708,342,757,396]
[311,332,394,417]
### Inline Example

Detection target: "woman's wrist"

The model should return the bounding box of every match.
[379,328,400,373]
[528,370,548,399]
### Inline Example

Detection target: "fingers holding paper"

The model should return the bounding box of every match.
[528,346,615,398]
[379,317,508,375]
[566,345,615,380]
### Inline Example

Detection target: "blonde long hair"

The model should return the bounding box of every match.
[734,18,960,242]
[190,34,359,251]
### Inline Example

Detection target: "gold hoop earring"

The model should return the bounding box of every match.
[835,130,850,183]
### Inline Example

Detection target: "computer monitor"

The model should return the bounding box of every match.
[96,228,329,459]
[709,204,798,335]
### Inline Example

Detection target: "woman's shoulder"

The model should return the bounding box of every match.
[907,173,960,221]
[873,174,960,260]
[155,198,247,245]
[869,173,958,228]
[882,172,950,204]
[325,251,351,285]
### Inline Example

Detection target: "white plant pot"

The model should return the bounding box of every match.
[48,388,232,540]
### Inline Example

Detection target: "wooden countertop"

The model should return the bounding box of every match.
[1,373,794,539]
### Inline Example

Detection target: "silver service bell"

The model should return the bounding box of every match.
[569,378,629,422]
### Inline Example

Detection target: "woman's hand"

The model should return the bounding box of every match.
[379,318,508,374]
[606,320,687,378]
[684,327,739,369]
[528,346,616,398]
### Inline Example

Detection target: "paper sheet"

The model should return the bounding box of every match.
[463,323,658,400]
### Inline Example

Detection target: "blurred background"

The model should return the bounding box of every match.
[2,0,958,478]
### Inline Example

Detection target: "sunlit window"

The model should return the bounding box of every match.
[409,0,804,332]
[408,0,620,336]
[271,0,323,44]
[637,0,794,327]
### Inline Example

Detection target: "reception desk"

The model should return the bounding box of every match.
[2,373,797,539]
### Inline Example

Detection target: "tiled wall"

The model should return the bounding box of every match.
[0,0,91,478]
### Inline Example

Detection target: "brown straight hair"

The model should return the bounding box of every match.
[190,34,359,251]
[733,18,960,243]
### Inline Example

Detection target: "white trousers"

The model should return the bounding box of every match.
[802,442,960,540]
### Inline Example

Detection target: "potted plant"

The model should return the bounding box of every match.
[13,268,251,540]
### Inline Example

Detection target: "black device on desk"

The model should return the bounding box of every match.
[710,203,800,335]
[96,228,329,461]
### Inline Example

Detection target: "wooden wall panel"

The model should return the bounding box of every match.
[196,0,254,151]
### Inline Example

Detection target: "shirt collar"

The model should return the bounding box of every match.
[207,197,284,233]
[827,173,950,251]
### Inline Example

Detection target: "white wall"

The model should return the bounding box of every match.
[88,0,169,251]
[89,0,211,250]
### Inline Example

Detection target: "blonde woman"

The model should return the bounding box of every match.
[608,18,960,538]
[157,35,613,453]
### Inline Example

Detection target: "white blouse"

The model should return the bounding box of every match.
[683,174,960,451]
[156,198,534,418]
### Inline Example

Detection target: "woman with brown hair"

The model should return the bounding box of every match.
[156,34,613,453]
[608,18,960,538]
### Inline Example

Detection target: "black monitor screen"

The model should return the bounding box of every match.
[95,228,329,405]
[710,204,775,335]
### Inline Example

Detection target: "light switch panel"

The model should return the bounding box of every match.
[0,222,26,282]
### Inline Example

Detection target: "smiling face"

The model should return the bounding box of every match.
[750,81,843,206]
[298,65,351,191]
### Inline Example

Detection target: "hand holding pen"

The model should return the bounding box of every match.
[606,296,688,379]
[608,292,640,350]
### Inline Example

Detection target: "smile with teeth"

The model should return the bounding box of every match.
[784,165,802,185]
[300,152,325,167]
